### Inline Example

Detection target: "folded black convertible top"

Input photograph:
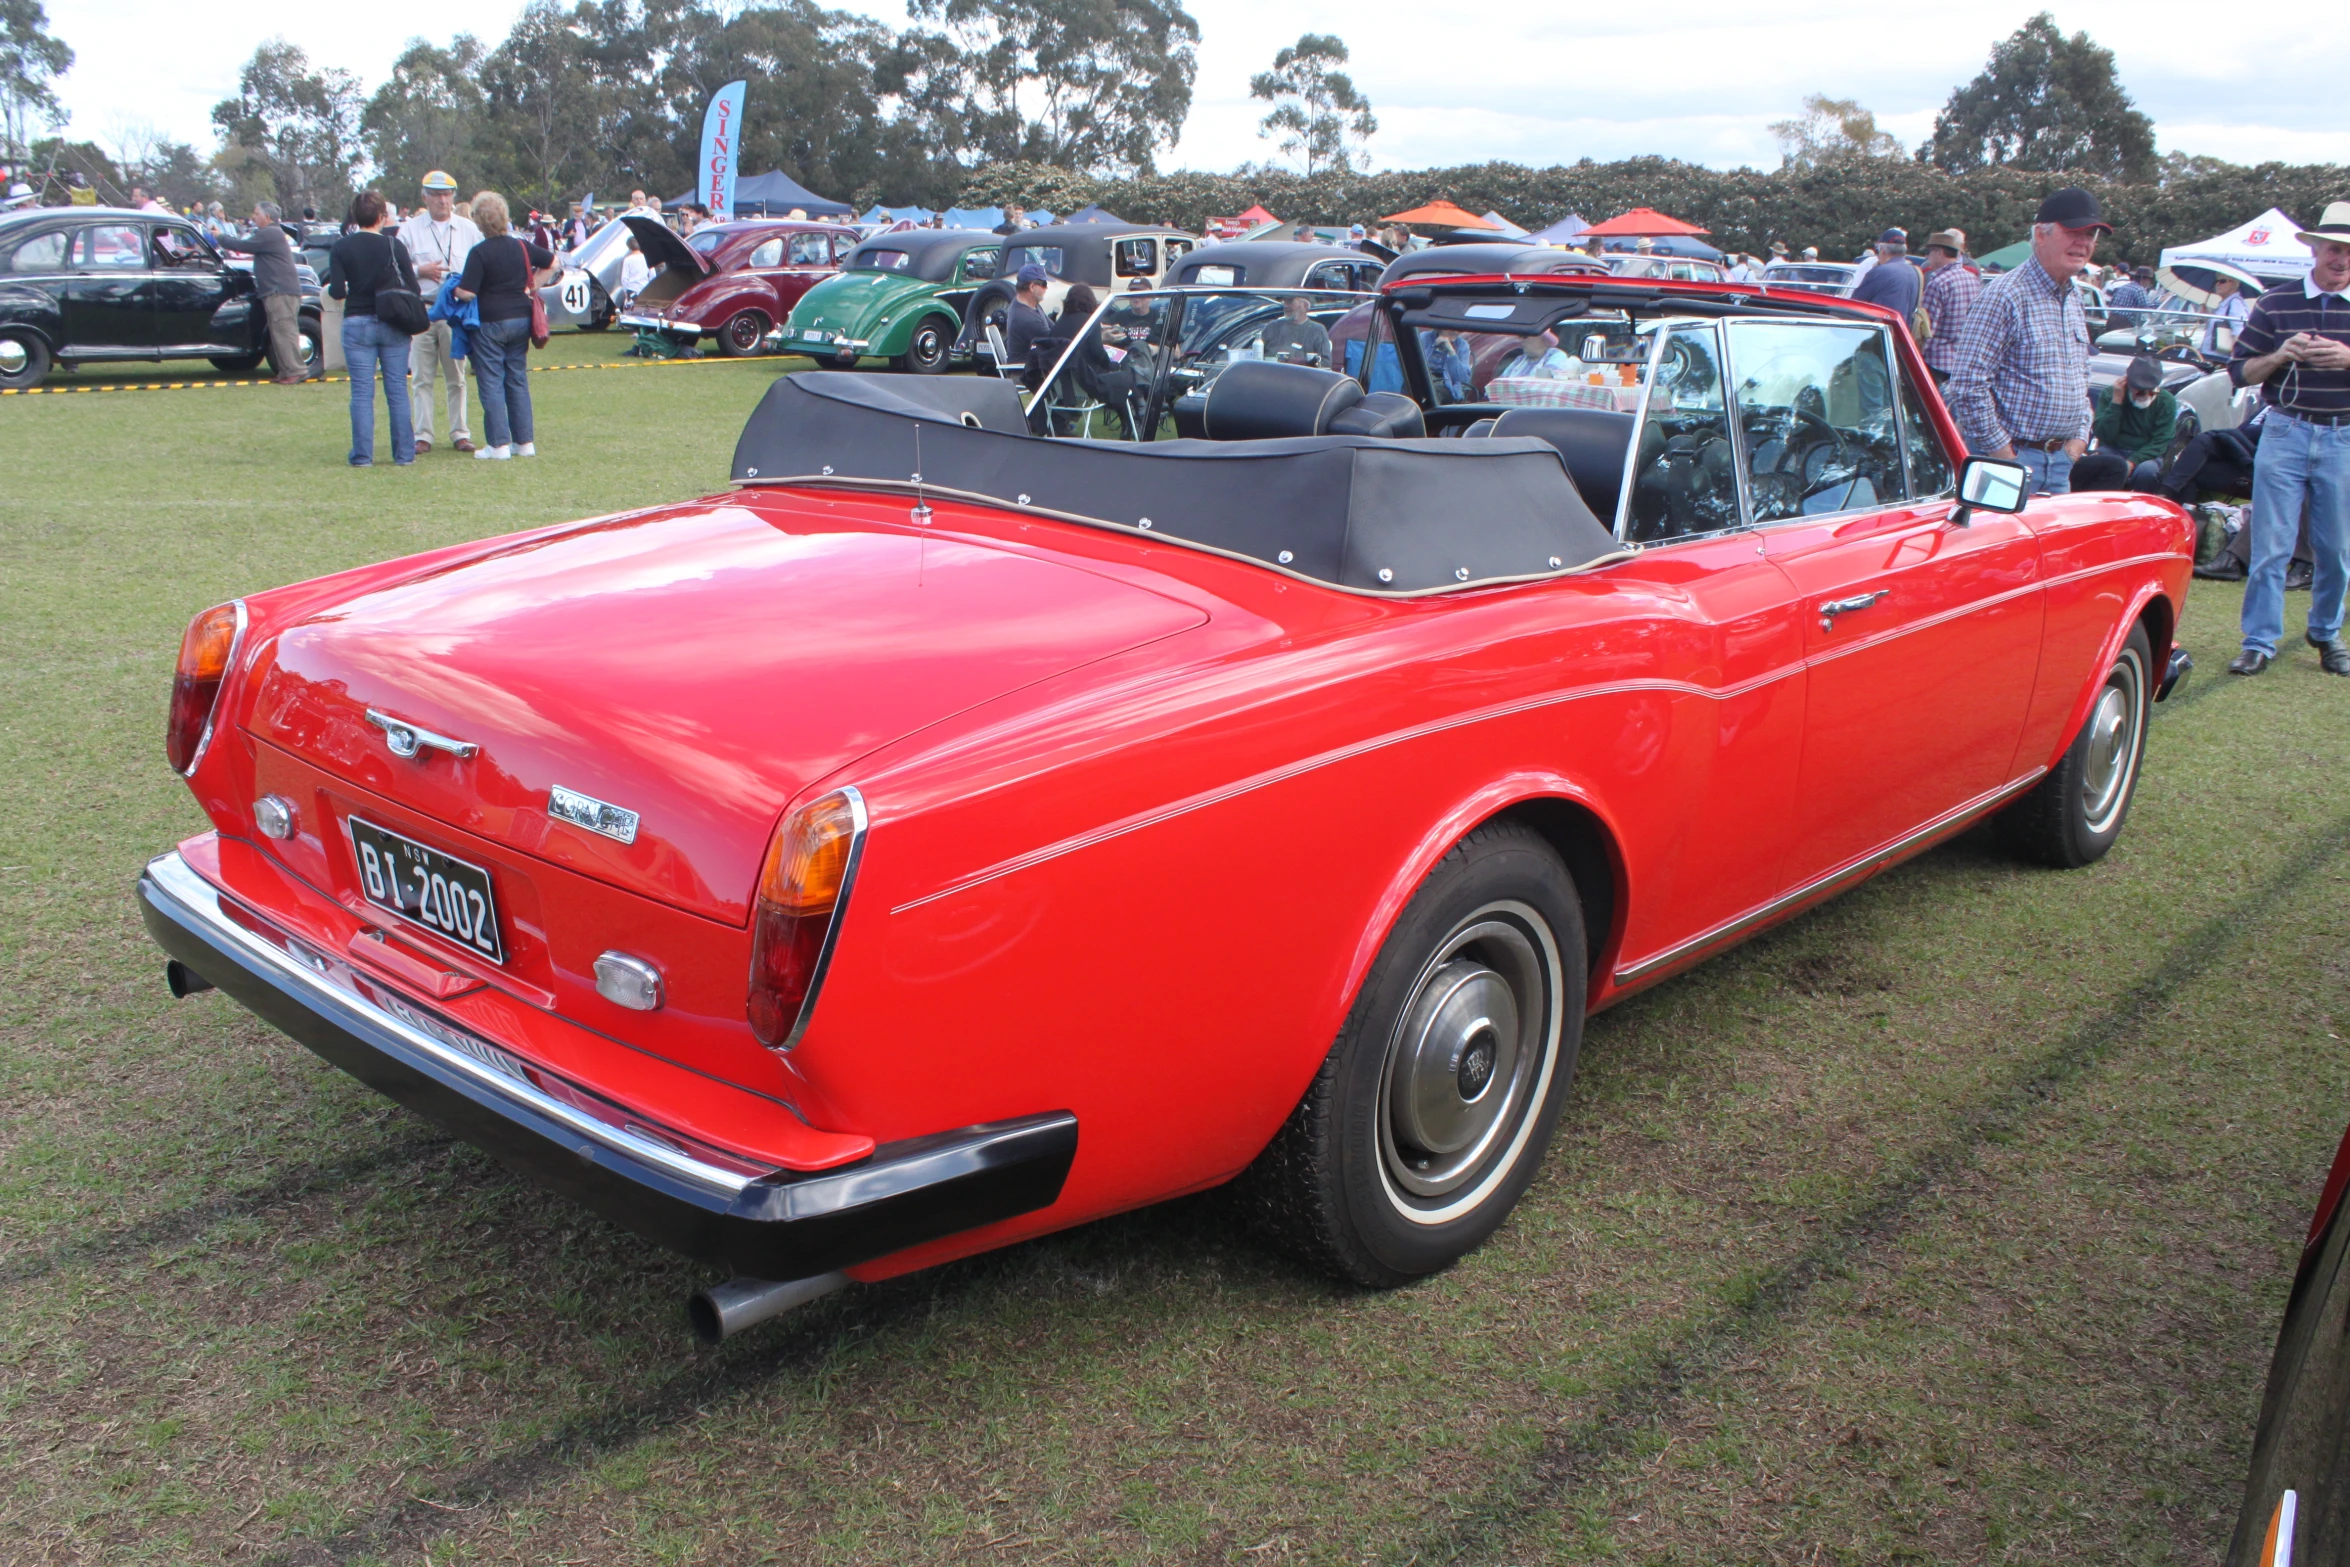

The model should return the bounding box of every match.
[730,372,1622,595]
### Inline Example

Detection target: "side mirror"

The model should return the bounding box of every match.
[1952,455,2030,525]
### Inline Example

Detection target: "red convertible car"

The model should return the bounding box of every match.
[614,216,856,356]
[140,273,2192,1340]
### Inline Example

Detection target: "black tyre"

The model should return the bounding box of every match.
[717,309,770,357]
[0,330,53,390]
[1998,622,2153,868]
[1240,821,1587,1286]
[893,316,953,374]
[291,316,322,377]
[209,352,264,374]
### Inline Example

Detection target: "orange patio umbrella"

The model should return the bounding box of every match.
[1578,207,1710,237]
[1381,200,1502,230]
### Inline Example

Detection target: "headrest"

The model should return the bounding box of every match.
[1326,391,1426,439]
[1203,360,1365,440]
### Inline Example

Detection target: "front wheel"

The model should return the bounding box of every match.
[0,330,51,390]
[893,316,953,374]
[209,352,264,374]
[1998,622,2152,868]
[1239,822,1586,1286]
[717,309,771,357]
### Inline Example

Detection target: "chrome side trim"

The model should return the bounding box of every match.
[1611,766,2047,985]
[777,786,869,1052]
[181,599,248,778]
[143,851,759,1199]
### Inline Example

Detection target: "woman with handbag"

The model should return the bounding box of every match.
[324,190,423,467]
[451,192,556,460]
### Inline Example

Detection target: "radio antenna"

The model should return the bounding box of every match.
[910,421,932,525]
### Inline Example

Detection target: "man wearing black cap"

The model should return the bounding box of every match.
[2225,199,2350,676]
[1945,187,2109,494]
[1851,227,1922,324]
[2071,356,2176,491]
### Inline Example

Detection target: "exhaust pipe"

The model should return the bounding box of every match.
[688,1271,850,1344]
[165,960,215,998]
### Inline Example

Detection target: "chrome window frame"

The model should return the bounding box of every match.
[1612,315,1751,544]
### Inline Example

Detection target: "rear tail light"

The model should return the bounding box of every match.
[165,600,245,775]
[747,787,867,1050]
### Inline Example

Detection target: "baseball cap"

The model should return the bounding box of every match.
[1015,263,1050,287]
[1877,227,1907,245]
[2124,355,2162,392]
[2035,187,2111,233]
[421,170,458,192]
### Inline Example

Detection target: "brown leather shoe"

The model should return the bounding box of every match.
[414,436,433,454]
[2229,648,2271,676]
[453,437,477,453]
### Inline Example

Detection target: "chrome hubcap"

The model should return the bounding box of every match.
[2081,651,2144,833]
[1377,905,1557,1214]
[0,340,26,375]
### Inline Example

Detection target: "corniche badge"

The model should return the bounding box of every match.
[548,785,640,845]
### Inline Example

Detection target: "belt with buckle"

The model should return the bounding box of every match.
[2016,436,2075,451]
[2276,407,2350,427]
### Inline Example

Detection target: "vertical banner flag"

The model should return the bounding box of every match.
[700,81,748,222]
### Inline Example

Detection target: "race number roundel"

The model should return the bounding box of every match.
[560,275,592,315]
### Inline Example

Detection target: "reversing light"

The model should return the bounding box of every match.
[746,787,867,1050]
[166,601,245,775]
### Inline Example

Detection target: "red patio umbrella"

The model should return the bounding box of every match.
[1381,200,1502,230]
[1578,207,1710,237]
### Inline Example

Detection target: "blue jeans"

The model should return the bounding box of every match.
[2016,446,2074,497]
[342,314,414,466]
[2242,412,2350,655]
[470,317,535,448]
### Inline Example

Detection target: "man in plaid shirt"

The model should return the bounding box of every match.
[1919,230,1979,386]
[1943,189,2109,495]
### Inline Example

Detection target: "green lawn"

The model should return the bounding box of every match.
[3,350,2345,1565]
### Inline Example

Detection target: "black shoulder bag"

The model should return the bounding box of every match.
[371,236,431,336]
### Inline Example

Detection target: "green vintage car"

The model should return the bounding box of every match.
[774,229,1004,373]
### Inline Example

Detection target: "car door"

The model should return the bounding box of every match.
[1588,320,1812,972]
[1736,318,2043,884]
[62,221,156,353]
[148,222,238,350]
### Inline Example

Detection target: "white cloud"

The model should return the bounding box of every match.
[37,0,2350,179]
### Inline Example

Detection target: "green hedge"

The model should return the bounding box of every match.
[960,155,2350,267]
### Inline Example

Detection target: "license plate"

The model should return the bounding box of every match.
[347,817,506,964]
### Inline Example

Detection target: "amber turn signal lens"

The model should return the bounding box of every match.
[166,601,243,774]
[747,789,867,1050]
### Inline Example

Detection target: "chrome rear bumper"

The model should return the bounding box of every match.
[137,851,1076,1277]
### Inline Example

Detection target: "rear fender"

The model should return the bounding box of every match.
[1335,774,1627,1031]
[878,306,959,357]
[675,276,779,330]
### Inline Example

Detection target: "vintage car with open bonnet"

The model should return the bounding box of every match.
[141,269,2193,1340]
[614,216,858,356]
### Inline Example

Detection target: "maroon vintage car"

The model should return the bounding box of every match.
[615,216,858,356]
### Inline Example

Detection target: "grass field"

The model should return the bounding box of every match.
[3,340,2347,1565]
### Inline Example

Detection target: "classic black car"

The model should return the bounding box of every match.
[0,206,323,390]
[1169,240,1386,294]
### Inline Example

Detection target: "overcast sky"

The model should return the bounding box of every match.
[40,0,2350,180]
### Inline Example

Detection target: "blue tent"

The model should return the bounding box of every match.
[668,169,853,218]
[1602,234,1722,262]
[936,206,1057,231]
[861,204,933,226]
[1065,203,1127,224]
[1526,214,1589,245]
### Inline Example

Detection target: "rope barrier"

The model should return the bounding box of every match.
[0,353,788,397]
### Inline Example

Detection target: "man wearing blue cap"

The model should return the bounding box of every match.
[1005,262,1055,376]
[1851,226,1922,325]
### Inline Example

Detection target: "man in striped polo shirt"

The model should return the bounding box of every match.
[2227,202,2350,677]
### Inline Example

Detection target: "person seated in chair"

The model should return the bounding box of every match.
[1500,329,1574,381]
[1052,284,1144,437]
[2072,356,2177,491]
[1260,294,1332,368]
[1004,263,1056,377]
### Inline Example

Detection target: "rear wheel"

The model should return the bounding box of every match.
[1240,822,1586,1286]
[1998,622,2152,868]
[0,330,51,390]
[209,352,264,374]
[718,309,771,357]
[893,316,953,374]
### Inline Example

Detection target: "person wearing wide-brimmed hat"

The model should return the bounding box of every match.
[2225,200,2350,676]
[1918,230,1980,387]
[1944,187,2110,495]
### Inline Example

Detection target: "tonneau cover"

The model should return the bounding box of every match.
[729,372,1621,594]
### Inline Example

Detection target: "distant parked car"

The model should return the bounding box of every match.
[0,206,323,390]
[1761,261,1863,298]
[959,223,1198,372]
[616,217,860,357]
[1170,240,1386,294]
[1607,254,1727,283]
[773,229,1003,373]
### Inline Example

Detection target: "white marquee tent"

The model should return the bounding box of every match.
[2160,208,2313,284]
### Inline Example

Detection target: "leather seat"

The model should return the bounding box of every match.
[1326,391,1425,439]
[1488,407,1635,519]
[1202,360,1365,440]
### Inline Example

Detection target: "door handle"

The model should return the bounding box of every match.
[1818,590,1890,631]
